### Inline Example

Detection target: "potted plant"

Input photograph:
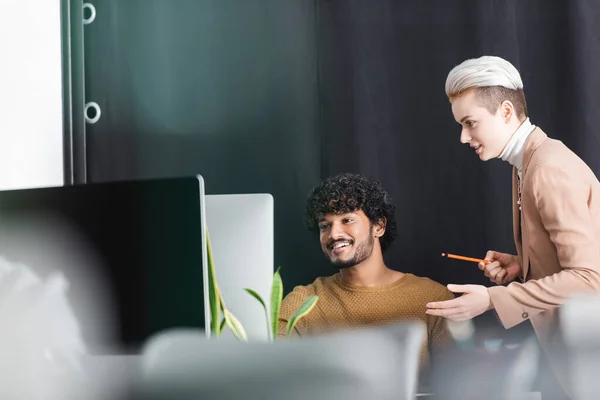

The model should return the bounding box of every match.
[206,229,318,341]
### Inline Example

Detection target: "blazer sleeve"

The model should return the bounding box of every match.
[488,161,600,329]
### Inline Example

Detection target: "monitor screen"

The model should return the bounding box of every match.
[0,176,207,353]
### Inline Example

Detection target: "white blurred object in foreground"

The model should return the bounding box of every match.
[561,293,600,400]
[0,256,88,399]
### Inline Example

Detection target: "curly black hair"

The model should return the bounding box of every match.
[305,173,397,252]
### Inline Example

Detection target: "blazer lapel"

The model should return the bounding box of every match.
[519,127,548,280]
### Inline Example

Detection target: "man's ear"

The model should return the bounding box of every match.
[374,218,387,238]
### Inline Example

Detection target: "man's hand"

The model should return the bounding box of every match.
[425,284,493,321]
[480,250,521,284]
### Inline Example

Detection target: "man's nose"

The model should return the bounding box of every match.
[328,222,345,239]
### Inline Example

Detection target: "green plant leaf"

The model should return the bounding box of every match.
[218,291,227,312]
[245,288,271,341]
[219,317,226,334]
[206,228,221,337]
[286,295,318,338]
[270,267,283,339]
[224,309,248,342]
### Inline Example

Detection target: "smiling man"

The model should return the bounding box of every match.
[278,173,454,371]
[425,55,600,399]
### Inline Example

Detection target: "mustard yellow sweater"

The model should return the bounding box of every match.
[278,273,455,368]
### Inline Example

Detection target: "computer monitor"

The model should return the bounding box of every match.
[205,193,274,341]
[0,175,209,353]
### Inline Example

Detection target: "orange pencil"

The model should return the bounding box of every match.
[441,253,489,264]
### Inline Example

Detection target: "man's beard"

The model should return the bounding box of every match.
[327,233,375,269]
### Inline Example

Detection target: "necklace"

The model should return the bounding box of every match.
[517,175,522,211]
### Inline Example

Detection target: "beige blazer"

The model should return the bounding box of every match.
[488,127,600,391]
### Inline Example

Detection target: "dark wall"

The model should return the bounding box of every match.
[78,0,600,308]
[82,0,326,291]
[317,0,600,289]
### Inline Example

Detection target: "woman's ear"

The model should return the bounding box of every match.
[500,100,515,122]
[374,218,387,238]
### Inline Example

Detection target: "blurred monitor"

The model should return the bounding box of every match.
[0,175,209,353]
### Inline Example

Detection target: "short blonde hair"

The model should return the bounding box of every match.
[445,56,528,119]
